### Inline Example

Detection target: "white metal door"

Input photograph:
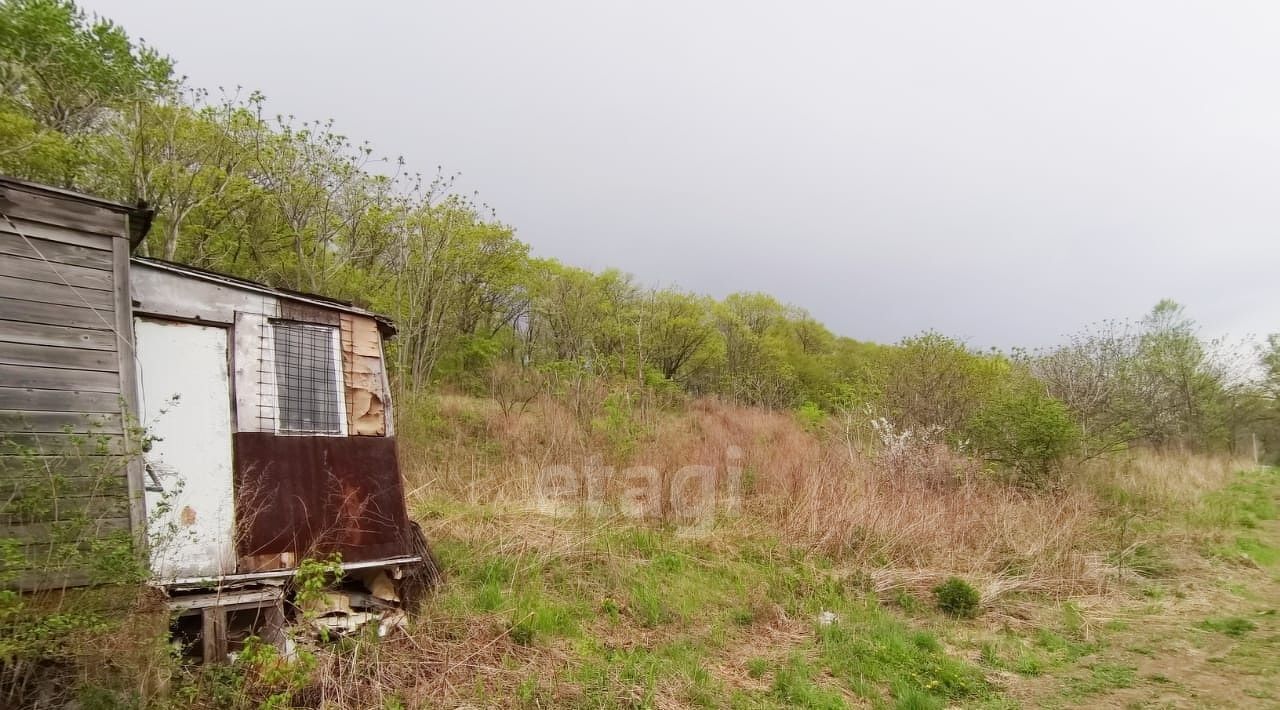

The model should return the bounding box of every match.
[134,318,236,580]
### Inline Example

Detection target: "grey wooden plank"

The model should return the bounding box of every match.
[2,516,132,540]
[0,297,114,331]
[0,254,113,291]
[0,363,120,393]
[111,236,147,544]
[0,473,128,499]
[9,541,136,576]
[0,342,118,372]
[0,387,121,412]
[0,216,114,250]
[0,319,118,350]
[0,454,130,478]
[1,494,130,524]
[0,233,113,271]
[1,432,126,455]
[10,566,94,591]
[0,184,127,239]
[9,568,144,593]
[0,410,123,433]
[0,274,115,309]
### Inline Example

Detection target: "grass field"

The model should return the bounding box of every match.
[270,395,1278,709]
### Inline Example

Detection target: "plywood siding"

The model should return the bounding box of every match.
[0,180,135,590]
[338,313,388,436]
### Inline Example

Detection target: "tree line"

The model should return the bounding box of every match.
[3,0,1279,479]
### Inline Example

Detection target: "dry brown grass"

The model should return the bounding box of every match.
[316,392,1258,709]
[1080,447,1247,509]
[402,395,1127,596]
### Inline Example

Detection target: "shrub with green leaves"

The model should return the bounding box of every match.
[966,382,1079,486]
[933,577,981,618]
[795,401,824,432]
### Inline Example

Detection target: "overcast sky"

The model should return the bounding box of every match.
[83,1,1280,348]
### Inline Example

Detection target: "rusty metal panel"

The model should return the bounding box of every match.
[231,433,410,569]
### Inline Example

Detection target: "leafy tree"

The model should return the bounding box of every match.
[1031,302,1242,455]
[389,194,515,391]
[1262,334,1280,402]
[1133,300,1226,448]
[124,91,268,262]
[880,332,1002,433]
[714,293,799,406]
[1028,319,1142,457]
[0,0,172,187]
[638,289,722,385]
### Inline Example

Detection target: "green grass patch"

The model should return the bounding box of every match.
[812,600,990,707]
[571,638,723,708]
[770,655,846,709]
[1198,469,1280,529]
[1208,535,1280,568]
[1064,661,1137,697]
[746,657,770,679]
[1034,628,1099,665]
[977,634,1049,677]
[1198,616,1257,638]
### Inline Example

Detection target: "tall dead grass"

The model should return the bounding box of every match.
[1080,447,1246,510]
[238,391,1258,710]
[399,393,1248,602]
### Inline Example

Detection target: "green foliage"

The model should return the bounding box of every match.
[966,380,1079,485]
[882,332,1004,432]
[591,389,647,461]
[234,635,318,709]
[932,577,981,618]
[0,0,173,188]
[0,425,150,683]
[795,401,825,432]
[294,554,344,641]
[1031,301,1247,456]
[294,553,344,610]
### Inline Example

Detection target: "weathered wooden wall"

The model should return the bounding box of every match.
[0,179,142,589]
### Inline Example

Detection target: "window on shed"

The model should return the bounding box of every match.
[272,321,343,434]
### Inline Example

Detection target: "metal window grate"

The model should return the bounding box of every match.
[272,321,341,433]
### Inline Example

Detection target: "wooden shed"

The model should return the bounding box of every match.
[0,177,150,590]
[1,177,429,657]
[129,256,417,582]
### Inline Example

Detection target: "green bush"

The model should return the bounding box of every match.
[932,577,981,618]
[966,383,1079,486]
[795,401,825,432]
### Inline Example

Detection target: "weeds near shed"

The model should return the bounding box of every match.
[375,394,1271,707]
[0,422,164,708]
